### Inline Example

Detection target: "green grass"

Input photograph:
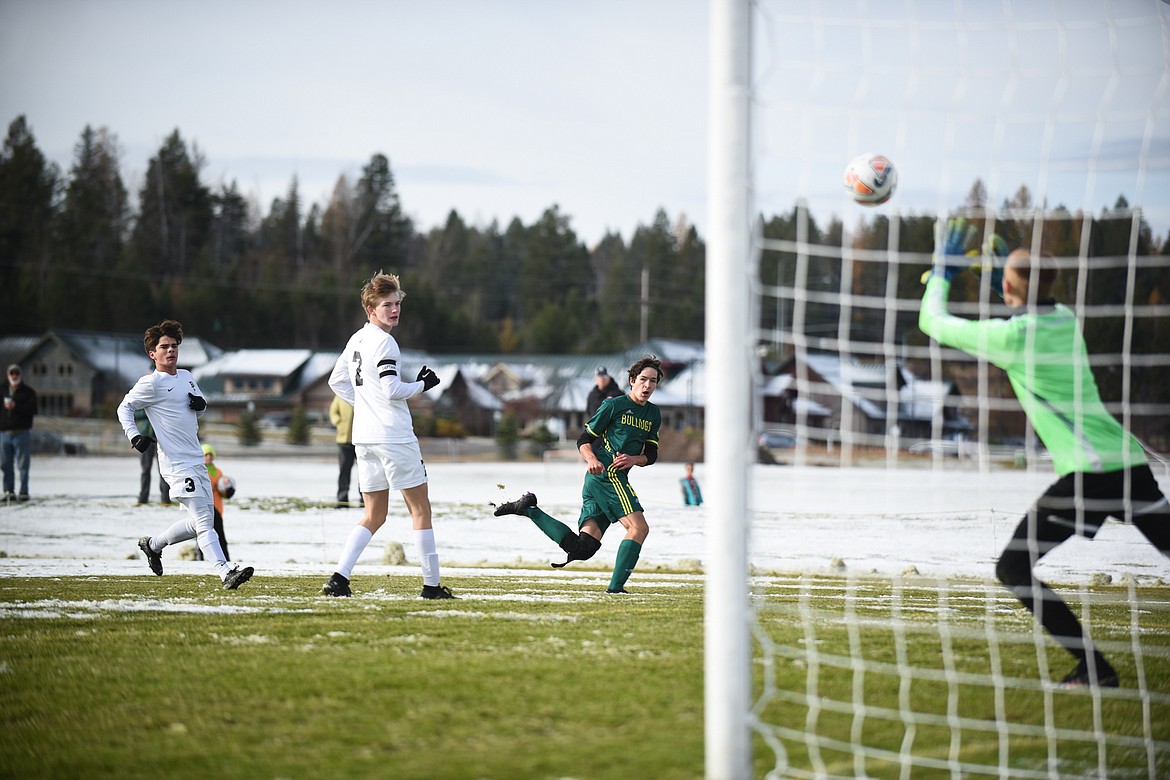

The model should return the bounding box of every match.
[751,576,1170,778]
[2,573,1167,779]
[1,573,705,780]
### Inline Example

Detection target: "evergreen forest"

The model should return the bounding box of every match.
[2,115,1167,372]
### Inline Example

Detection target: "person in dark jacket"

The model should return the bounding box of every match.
[2,363,38,502]
[585,366,623,418]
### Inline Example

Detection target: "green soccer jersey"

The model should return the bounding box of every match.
[584,393,662,474]
[919,276,1146,475]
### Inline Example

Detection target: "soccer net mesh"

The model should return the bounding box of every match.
[732,2,1170,777]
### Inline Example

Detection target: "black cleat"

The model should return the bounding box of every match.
[222,566,254,590]
[138,536,163,576]
[321,572,352,597]
[420,584,456,599]
[493,492,537,517]
[605,588,629,595]
[1058,659,1119,689]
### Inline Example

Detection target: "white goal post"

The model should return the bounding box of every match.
[704,0,754,777]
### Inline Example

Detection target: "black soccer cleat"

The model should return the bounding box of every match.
[138,536,163,576]
[420,584,456,600]
[222,566,254,590]
[1058,658,1119,689]
[605,588,629,595]
[493,492,537,517]
[321,572,352,597]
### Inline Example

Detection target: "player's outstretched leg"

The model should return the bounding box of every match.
[493,492,537,516]
[552,532,601,569]
[496,492,603,568]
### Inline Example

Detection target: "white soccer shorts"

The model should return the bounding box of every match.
[355,441,428,492]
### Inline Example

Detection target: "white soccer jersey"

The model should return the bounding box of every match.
[117,369,206,480]
[329,322,424,445]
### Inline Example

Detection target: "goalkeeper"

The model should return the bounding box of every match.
[919,218,1170,688]
[494,355,663,594]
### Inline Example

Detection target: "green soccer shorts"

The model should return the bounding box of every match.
[578,470,643,528]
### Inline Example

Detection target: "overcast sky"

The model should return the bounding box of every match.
[2,0,1167,246]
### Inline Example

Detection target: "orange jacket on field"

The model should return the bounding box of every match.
[206,463,232,516]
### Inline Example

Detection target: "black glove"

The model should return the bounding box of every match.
[131,435,154,453]
[188,393,207,411]
[416,366,440,391]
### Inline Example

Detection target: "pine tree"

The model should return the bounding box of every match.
[0,116,59,332]
[57,125,130,328]
[286,405,310,445]
[131,130,213,283]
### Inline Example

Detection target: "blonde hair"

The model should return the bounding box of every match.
[360,271,406,311]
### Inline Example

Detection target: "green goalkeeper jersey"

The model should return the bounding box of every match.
[919,276,1146,476]
[584,393,662,475]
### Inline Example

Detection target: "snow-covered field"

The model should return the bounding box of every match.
[1,454,1168,586]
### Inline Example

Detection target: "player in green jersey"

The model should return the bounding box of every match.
[494,355,663,594]
[920,219,1170,688]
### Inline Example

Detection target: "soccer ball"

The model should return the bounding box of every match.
[843,153,897,206]
[217,475,236,497]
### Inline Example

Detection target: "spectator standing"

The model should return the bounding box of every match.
[329,395,360,507]
[681,462,703,506]
[585,366,623,418]
[2,363,38,502]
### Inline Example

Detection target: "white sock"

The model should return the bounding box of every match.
[337,526,374,580]
[414,528,440,587]
[157,516,195,548]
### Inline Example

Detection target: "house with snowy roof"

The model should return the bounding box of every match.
[10,330,222,416]
[194,348,337,423]
[769,352,971,447]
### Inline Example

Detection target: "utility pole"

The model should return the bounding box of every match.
[640,264,649,343]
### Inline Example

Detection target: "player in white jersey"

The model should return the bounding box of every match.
[117,320,253,590]
[321,272,453,599]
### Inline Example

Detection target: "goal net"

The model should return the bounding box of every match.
[705,1,1170,777]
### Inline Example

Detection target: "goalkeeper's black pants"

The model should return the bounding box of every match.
[995,465,1170,664]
